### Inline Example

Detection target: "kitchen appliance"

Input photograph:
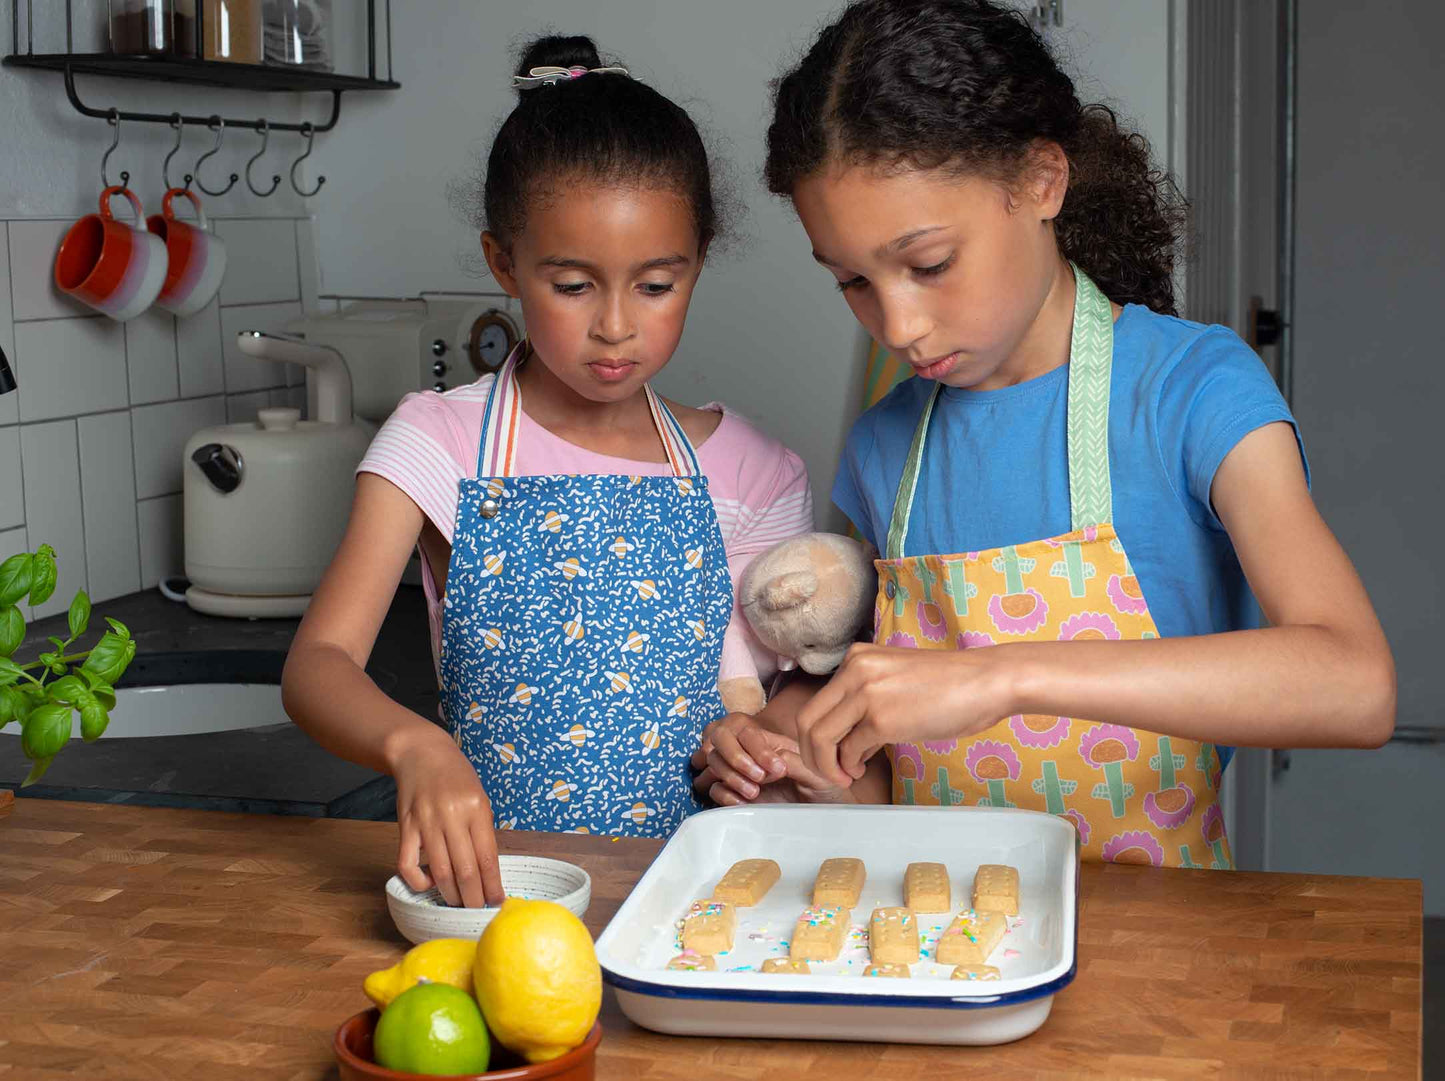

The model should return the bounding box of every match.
[183,330,372,618]
[285,293,522,424]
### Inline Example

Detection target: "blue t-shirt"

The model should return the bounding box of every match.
[833,305,1306,769]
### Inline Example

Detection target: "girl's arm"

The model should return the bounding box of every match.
[797,422,1397,786]
[282,473,506,906]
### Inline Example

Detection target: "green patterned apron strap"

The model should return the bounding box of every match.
[1065,266,1116,530]
[885,382,942,560]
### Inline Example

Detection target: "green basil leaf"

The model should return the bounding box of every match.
[68,590,91,641]
[0,686,17,728]
[0,554,33,607]
[0,656,22,688]
[0,605,24,657]
[105,617,131,641]
[21,703,71,761]
[48,636,65,650]
[21,754,55,787]
[80,700,109,742]
[38,651,57,670]
[12,685,36,722]
[46,675,88,704]
[81,631,127,681]
[28,547,57,608]
[87,681,116,711]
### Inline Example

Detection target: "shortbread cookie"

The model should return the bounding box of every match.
[868,907,920,965]
[712,859,781,906]
[903,862,951,913]
[666,950,715,971]
[788,904,851,962]
[812,857,866,907]
[951,964,1001,981]
[761,957,811,975]
[681,899,735,954]
[972,864,1019,916]
[862,962,910,978]
[934,910,1007,966]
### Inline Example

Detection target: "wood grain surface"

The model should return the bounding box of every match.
[0,800,1422,1079]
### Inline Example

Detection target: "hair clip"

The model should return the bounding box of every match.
[511,64,631,90]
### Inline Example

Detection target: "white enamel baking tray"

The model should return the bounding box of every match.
[595,804,1078,1046]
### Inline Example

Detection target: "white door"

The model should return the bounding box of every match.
[1265,0,1445,916]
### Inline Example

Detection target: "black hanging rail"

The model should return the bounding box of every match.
[4,0,398,135]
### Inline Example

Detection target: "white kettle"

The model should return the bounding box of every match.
[182,331,373,618]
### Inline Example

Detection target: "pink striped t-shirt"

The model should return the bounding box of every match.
[358,374,815,688]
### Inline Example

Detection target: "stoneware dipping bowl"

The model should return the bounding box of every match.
[385,856,591,944]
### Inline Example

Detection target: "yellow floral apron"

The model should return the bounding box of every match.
[877,268,1231,869]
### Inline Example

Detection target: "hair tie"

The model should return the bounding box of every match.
[512,64,631,90]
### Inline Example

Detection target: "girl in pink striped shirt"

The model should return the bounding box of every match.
[282,34,812,906]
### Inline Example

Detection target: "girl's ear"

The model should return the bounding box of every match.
[481,231,521,298]
[1027,140,1070,221]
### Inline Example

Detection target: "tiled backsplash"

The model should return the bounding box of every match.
[0,215,319,618]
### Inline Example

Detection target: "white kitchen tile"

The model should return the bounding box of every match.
[131,395,226,500]
[176,297,225,399]
[8,220,92,322]
[137,494,183,590]
[124,309,180,405]
[77,411,141,604]
[219,301,301,393]
[296,218,321,314]
[0,426,22,531]
[215,219,300,307]
[13,317,128,423]
[20,420,85,619]
[0,224,17,427]
[226,390,271,424]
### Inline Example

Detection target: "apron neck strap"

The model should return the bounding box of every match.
[883,264,1115,560]
[476,342,702,478]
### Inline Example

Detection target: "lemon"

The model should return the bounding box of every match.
[472,898,601,1064]
[363,938,476,1010]
[372,983,490,1076]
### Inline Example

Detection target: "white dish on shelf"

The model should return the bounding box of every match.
[385,855,591,944]
[595,803,1078,1046]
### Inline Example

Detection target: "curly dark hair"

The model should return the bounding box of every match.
[765,0,1186,315]
[471,34,726,254]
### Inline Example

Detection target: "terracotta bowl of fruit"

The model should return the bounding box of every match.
[334,1010,602,1080]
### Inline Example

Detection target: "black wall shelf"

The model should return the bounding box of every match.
[3,52,400,94]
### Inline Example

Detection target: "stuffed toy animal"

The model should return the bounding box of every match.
[718,533,878,715]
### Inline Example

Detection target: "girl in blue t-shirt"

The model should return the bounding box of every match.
[695,0,1394,867]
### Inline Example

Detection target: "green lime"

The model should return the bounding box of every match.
[373,983,491,1076]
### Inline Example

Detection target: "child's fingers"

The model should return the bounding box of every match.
[444,822,488,909]
[737,726,792,781]
[422,827,460,907]
[709,723,767,783]
[397,822,433,893]
[802,694,865,789]
[837,727,883,781]
[706,780,748,807]
[469,818,506,906]
[704,747,760,799]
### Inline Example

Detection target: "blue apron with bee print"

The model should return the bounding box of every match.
[438,344,732,835]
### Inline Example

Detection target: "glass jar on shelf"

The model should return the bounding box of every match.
[108,0,175,56]
[263,0,333,71]
[171,1,265,63]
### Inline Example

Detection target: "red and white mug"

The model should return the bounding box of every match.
[54,186,168,323]
[147,188,228,318]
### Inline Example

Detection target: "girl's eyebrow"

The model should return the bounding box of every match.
[812,226,950,269]
[537,254,692,271]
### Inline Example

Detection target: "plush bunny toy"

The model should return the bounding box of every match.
[718,533,878,715]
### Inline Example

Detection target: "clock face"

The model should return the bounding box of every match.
[468,311,518,374]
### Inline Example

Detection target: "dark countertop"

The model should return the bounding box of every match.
[0,584,437,819]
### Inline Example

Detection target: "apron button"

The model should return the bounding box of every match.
[480,498,500,519]
[885,580,897,599]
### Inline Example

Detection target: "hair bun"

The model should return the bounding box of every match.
[515,34,604,85]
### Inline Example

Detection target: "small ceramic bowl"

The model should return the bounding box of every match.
[334,1009,601,1080]
[386,856,591,944]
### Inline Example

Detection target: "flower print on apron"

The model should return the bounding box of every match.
[439,345,732,836]
[877,268,1231,869]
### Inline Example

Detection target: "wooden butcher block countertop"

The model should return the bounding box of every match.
[0,797,1422,1079]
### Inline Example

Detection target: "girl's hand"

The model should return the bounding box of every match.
[691,714,855,806]
[795,643,1012,787]
[392,727,506,908]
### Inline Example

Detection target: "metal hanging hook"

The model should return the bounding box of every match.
[162,114,186,191]
[289,122,326,198]
[100,109,131,190]
[244,118,282,197]
[190,116,239,197]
